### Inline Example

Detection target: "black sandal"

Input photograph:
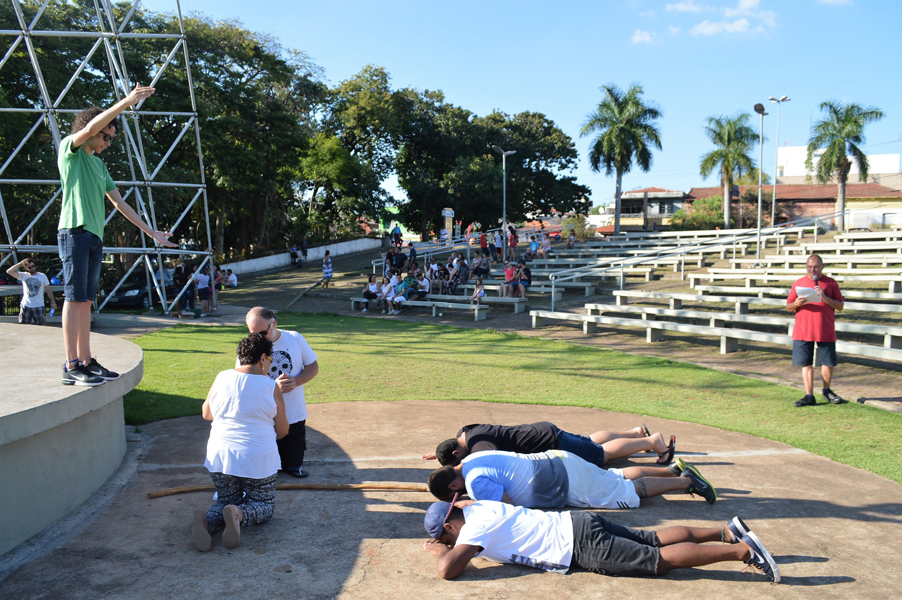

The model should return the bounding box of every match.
[656,435,675,465]
[642,424,655,453]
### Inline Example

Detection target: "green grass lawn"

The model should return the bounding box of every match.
[125,311,902,484]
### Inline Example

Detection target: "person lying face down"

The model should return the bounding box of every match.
[422,498,779,583]
[427,449,716,510]
[422,421,677,469]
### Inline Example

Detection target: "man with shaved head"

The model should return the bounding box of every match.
[243,307,319,477]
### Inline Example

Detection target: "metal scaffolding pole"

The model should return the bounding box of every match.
[0,0,212,314]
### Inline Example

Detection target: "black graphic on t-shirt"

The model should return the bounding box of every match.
[24,275,41,298]
[268,350,292,380]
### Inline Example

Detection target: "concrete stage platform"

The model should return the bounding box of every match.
[1,400,900,599]
[0,323,143,556]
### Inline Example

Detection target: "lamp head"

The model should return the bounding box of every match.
[754,103,767,115]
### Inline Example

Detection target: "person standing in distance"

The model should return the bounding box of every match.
[786,254,846,407]
[58,84,177,386]
[7,257,57,325]
[243,307,320,477]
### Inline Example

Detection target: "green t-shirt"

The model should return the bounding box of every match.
[57,135,116,239]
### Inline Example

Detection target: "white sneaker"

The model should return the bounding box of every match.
[362,308,368,312]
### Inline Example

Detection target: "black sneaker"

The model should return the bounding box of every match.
[794,394,817,407]
[681,465,717,504]
[668,457,688,476]
[823,388,846,404]
[726,516,750,544]
[740,531,780,583]
[86,358,120,380]
[62,363,105,387]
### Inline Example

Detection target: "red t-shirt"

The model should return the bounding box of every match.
[479,233,487,248]
[786,275,844,342]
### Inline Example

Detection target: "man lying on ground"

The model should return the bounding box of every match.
[422,421,676,468]
[428,450,715,510]
[423,498,779,583]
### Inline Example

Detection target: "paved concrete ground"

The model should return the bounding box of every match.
[2,400,900,599]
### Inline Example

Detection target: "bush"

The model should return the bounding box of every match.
[559,214,594,240]
[672,196,729,231]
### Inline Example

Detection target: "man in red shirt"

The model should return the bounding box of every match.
[786,254,846,407]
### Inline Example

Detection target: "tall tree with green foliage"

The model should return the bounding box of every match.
[699,112,757,230]
[806,100,884,231]
[580,83,662,235]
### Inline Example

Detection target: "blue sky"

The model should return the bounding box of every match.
[141,0,900,208]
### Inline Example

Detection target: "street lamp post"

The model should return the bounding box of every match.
[753,103,768,263]
[769,95,790,228]
[492,145,516,252]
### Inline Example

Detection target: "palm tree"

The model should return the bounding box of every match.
[806,101,884,231]
[699,113,758,230]
[580,83,662,235]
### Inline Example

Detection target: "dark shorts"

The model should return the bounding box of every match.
[570,512,660,576]
[198,287,210,301]
[556,429,605,468]
[19,306,46,325]
[58,226,102,303]
[792,340,838,367]
[412,291,428,300]
[519,281,531,288]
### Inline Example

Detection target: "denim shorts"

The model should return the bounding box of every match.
[792,340,838,367]
[58,226,102,302]
[556,429,605,468]
[570,512,660,576]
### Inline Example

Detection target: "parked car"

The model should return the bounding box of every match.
[103,267,176,310]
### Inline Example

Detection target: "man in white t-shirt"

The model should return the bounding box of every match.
[428,450,716,509]
[7,257,57,325]
[422,499,779,582]
[226,269,238,288]
[244,307,319,477]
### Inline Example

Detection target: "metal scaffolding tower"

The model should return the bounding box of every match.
[0,0,212,313]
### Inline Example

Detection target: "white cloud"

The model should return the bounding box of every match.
[690,18,764,35]
[724,0,759,16]
[668,26,681,34]
[639,10,656,17]
[666,1,706,11]
[631,29,654,43]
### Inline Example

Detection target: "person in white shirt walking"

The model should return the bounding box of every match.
[7,257,57,325]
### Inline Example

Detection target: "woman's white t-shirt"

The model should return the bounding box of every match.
[205,369,280,479]
[367,282,379,293]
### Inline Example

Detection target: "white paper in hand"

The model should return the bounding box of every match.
[795,287,820,301]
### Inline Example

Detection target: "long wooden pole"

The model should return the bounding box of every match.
[148,482,427,499]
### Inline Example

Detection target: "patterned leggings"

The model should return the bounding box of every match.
[206,472,277,533]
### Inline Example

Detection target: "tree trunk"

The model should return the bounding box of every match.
[836,169,847,232]
[722,171,731,230]
[614,171,622,236]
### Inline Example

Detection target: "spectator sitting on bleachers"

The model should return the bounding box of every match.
[408,260,421,278]
[226,269,237,288]
[469,277,485,305]
[445,259,463,296]
[361,274,380,312]
[499,260,517,298]
[412,272,430,300]
[524,236,539,260]
[516,259,532,299]
[392,247,408,273]
[378,276,394,314]
[566,229,576,249]
[383,250,394,278]
[537,233,552,259]
[457,256,470,282]
[472,252,491,279]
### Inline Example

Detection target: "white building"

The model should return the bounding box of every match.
[776,145,901,190]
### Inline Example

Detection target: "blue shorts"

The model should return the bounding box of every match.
[556,429,605,468]
[58,226,102,303]
[519,281,531,288]
[792,340,838,367]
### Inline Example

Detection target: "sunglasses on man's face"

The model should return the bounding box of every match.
[101,133,113,143]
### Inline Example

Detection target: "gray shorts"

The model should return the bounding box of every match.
[569,512,660,576]
[792,340,838,367]
[19,306,46,325]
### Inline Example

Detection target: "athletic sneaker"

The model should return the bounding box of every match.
[362,308,368,313]
[85,358,120,381]
[794,394,817,407]
[726,515,750,544]
[740,531,780,583]
[668,457,688,476]
[62,362,105,387]
[823,388,846,404]
[681,465,717,504]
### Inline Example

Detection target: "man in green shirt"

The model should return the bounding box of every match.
[57,84,177,386]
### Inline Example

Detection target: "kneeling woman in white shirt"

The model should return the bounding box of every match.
[193,332,289,551]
